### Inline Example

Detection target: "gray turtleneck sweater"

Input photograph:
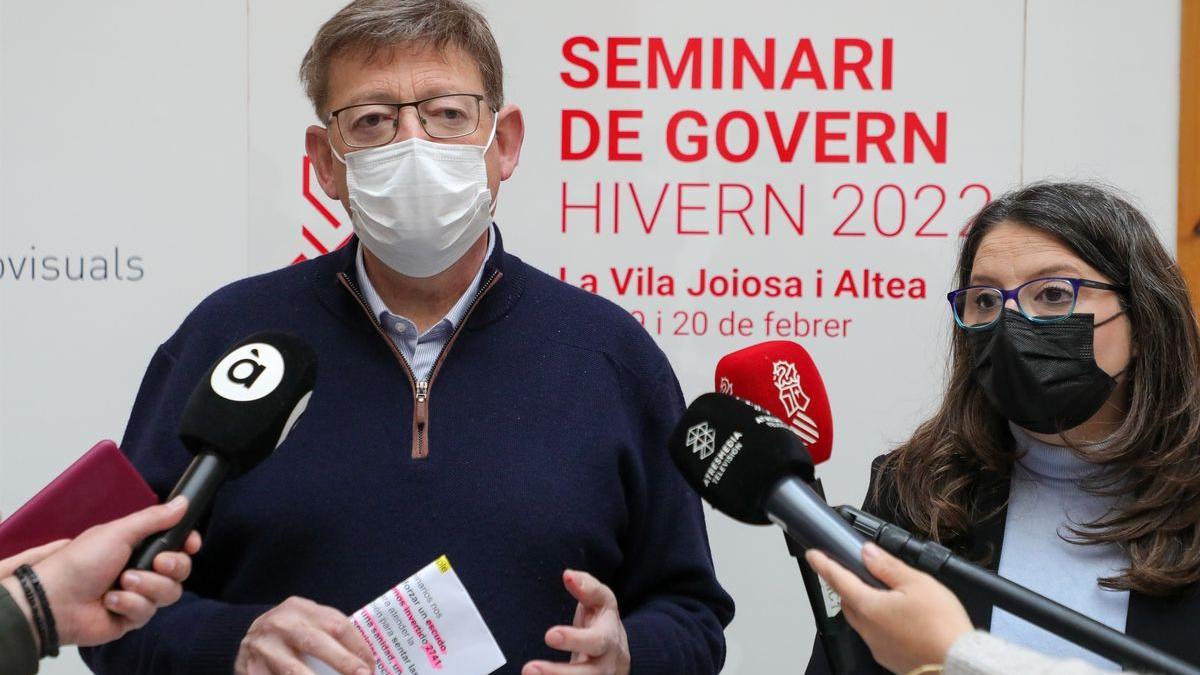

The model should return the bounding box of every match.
[989,424,1130,670]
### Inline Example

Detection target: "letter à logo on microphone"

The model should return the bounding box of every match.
[686,422,717,460]
[210,343,286,402]
[229,351,268,389]
[772,360,821,446]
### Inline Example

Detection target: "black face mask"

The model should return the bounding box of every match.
[968,309,1119,434]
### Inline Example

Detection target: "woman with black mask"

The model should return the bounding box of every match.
[806,182,1200,673]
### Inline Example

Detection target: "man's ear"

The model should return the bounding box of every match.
[493,104,524,181]
[304,125,341,200]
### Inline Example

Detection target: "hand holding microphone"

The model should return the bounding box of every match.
[129,332,317,571]
[804,544,972,674]
[0,498,201,655]
[113,333,372,675]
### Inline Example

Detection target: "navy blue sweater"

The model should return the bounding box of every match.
[81,230,734,674]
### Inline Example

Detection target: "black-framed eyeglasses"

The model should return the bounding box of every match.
[327,93,492,148]
[947,277,1125,331]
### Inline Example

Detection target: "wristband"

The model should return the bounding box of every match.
[15,565,58,658]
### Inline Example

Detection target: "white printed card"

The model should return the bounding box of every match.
[307,556,506,675]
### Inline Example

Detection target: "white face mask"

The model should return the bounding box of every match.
[332,117,497,278]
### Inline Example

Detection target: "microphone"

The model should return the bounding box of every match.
[128,332,318,571]
[837,505,1200,675]
[714,341,856,672]
[715,340,832,464]
[668,392,881,587]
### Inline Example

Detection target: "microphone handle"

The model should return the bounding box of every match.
[128,451,229,571]
[764,477,884,588]
[939,555,1199,675]
[837,505,1200,675]
[783,479,862,674]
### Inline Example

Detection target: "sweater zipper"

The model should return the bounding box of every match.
[338,270,502,459]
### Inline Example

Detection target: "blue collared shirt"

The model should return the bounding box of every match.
[355,226,495,381]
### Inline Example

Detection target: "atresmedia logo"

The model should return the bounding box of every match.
[0,246,143,282]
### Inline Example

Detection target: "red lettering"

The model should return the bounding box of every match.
[834,38,873,89]
[562,182,601,233]
[648,37,702,89]
[881,38,894,90]
[712,37,724,88]
[561,36,599,88]
[765,111,809,162]
[667,110,707,162]
[781,39,827,90]
[677,183,709,234]
[628,183,670,234]
[856,112,896,163]
[733,38,775,89]
[766,184,804,235]
[815,111,850,163]
[718,183,754,234]
[904,112,947,163]
[715,111,759,162]
[606,36,641,88]
[561,110,600,160]
[608,110,642,161]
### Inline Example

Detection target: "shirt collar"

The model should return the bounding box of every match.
[354,224,496,334]
[1009,422,1109,481]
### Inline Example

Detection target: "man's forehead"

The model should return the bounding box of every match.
[326,41,482,102]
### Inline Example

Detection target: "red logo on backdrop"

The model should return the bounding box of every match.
[293,156,353,265]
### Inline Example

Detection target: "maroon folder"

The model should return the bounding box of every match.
[0,440,159,560]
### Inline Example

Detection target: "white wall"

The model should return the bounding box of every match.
[0,2,1180,674]
[0,2,249,672]
[1023,0,1179,232]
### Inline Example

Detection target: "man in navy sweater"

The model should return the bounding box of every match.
[81,1,733,674]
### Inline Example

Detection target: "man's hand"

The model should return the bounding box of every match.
[805,542,973,674]
[522,569,630,675]
[20,496,202,647]
[235,596,374,675]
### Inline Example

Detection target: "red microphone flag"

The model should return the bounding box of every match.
[714,340,833,465]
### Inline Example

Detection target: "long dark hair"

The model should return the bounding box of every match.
[879,182,1200,596]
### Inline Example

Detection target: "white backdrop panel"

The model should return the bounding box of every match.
[1023,0,1180,234]
[0,2,249,672]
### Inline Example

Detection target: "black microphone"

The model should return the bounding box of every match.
[715,341,857,673]
[128,332,317,571]
[668,392,882,588]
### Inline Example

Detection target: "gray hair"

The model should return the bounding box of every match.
[299,0,504,120]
